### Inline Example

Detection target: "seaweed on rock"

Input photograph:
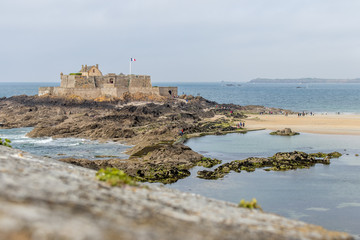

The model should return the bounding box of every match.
[197,151,342,180]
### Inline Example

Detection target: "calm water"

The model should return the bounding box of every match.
[0,82,59,98]
[168,131,360,238]
[1,82,360,237]
[157,82,360,114]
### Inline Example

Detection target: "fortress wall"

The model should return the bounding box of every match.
[53,87,102,99]
[101,87,128,98]
[39,87,54,96]
[74,76,96,88]
[115,75,130,88]
[100,88,117,97]
[128,75,152,88]
[159,87,178,97]
[51,87,128,99]
[93,76,129,88]
[116,87,129,97]
[41,70,178,99]
[128,87,159,95]
[60,76,76,88]
[102,83,115,88]
[93,77,106,88]
[102,77,115,87]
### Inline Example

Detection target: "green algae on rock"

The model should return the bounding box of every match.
[96,167,138,186]
[238,198,262,211]
[0,138,12,148]
[197,151,342,180]
[308,151,342,159]
[197,157,269,180]
[134,165,191,184]
[196,157,222,168]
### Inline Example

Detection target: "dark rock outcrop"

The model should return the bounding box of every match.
[60,143,204,184]
[270,128,299,136]
[198,151,340,180]
[0,95,290,183]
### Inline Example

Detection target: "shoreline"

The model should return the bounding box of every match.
[246,114,360,135]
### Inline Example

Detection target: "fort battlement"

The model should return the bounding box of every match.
[39,64,177,99]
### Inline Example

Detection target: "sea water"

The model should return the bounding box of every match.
[0,82,59,98]
[156,82,360,114]
[168,131,360,238]
[0,127,131,160]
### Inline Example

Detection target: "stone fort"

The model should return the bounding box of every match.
[39,64,178,99]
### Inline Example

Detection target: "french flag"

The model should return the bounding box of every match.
[131,58,136,62]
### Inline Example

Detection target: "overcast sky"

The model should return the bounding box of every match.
[1,0,360,82]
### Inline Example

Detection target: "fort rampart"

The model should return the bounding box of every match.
[39,64,178,99]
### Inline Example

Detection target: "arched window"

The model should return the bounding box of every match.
[93,69,95,73]
[109,78,114,84]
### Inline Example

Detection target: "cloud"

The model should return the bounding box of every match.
[337,202,360,209]
[1,0,360,82]
[305,207,330,212]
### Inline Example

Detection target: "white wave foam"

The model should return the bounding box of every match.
[29,138,54,144]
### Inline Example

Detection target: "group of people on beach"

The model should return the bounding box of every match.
[297,111,314,117]
[237,122,245,128]
[259,111,274,115]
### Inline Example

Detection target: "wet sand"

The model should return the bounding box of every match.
[246,114,360,135]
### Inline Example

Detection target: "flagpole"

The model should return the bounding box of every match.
[129,58,132,76]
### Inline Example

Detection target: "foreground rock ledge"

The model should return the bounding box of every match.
[0,146,353,240]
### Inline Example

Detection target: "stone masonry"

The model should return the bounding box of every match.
[39,64,178,99]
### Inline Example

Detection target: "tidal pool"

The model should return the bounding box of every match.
[168,130,360,238]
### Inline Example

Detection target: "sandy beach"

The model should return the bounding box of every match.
[246,114,360,135]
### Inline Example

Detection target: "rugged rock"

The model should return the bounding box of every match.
[309,151,343,159]
[198,151,339,180]
[60,143,204,184]
[0,146,353,240]
[0,95,290,184]
[270,128,300,136]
